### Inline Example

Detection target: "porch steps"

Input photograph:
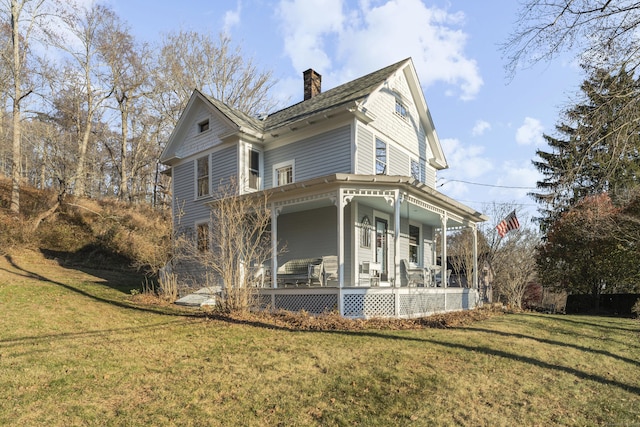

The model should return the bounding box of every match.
[174,286,220,307]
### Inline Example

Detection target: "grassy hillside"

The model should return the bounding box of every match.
[0,250,639,426]
[0,178,170,278]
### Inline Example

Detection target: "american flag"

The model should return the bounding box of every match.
[496,210,520,238]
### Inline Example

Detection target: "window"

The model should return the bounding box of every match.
[273,161,294,186]
[198,119,210,133]
[395,100,408,119]
[411,159,421,182]
[375,138,387,175]
[409,225,420,264]
[248,148,260,190]
[197,223,209,252]
[360,215,371,248]
[196,156,209,197]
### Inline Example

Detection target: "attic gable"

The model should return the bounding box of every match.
[359,60,448,170]
[160,90,244,165]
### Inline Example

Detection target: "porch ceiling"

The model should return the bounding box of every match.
[265,173,488,227]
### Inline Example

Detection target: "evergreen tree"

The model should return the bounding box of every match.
[531,68,640,231]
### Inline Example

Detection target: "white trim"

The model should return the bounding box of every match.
[197,118,211,133]
[408,221,422,266]
[194,154,211,200]
[410,158,422,183]
[374,137,388,175]
[373,209,391,284]
[242,142,263,193]
[273,159,295,186]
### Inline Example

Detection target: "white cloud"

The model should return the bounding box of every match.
[471,120,491,136]
[441,138,493,180]
[223,2,242,34]
[276,0,344,73]
[490,160,540,200]
[515,117,545,146]
[276,0,482,100]
[437,137,493,199]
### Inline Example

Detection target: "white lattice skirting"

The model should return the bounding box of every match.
[259,288,479,319]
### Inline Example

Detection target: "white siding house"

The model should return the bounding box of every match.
[160,58,488,318]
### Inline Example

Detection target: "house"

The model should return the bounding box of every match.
[160,58,488,318]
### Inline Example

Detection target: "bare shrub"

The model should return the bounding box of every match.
[173,178,275,313]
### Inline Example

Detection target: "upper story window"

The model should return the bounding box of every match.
[411,159,421,182]
[274,160,294,186]
[375,138,387,175]
[198,119,210,133]
[196,155,209,197]
[395,100,408,119]
[248,148,261,190]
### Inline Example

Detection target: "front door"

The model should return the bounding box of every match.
[375,218,388,281]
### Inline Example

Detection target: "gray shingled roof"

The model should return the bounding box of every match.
[202,58,410,135]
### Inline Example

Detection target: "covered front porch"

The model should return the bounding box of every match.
[259,174,487,317]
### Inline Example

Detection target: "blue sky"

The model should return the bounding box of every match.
[107,0,585,225]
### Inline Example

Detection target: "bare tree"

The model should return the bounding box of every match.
[481,203,540,309]
[52,2,115,197]
[174,178,275,312]
[447,228,488,288]
[503,0,640,78]
[0,0,54,213]
[153,30,277,125]
[98,13,151,201]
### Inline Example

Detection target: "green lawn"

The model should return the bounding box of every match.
[1,251,639,426]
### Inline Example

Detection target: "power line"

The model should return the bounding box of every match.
[438,178,537,190]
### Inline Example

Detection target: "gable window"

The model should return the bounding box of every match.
[196,155,209,197]
[196,222,209,252]
[198,119,210,133]
[395,100,408,119]
[375,138,387,175]
[273,160,294,186]
[409,224,420,264]
[248,148,261,190]
[411,159,421,182]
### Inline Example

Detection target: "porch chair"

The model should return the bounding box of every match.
[360,261,381,287]
[401,259,425,287]
[433,267,452,287]
[321,255,338,286]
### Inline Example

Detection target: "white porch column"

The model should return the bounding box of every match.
[336,189,349,317]
[394,190,402,287]
[441,213,448,288]
[472,225,478,289]
[337,189,345,289]
[271,205,279,288]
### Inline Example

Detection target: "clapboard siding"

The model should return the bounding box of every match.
[389,145,410,176]
[264,125,351,187]
[175,101,233,159]
[172,161,211,229]
[277,207,337,263]
[356,124,374,175]
[210,146,238,192]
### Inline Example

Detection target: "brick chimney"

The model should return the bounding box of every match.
[303,69,321,100]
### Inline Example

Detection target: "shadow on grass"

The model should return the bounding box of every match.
[538,313,640,333]
[340,329,640,396]
[459,326,640,367]
[40,247,144,294]
[2,254,202,318]
[219,314,640,396]
[0,319,188,348]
